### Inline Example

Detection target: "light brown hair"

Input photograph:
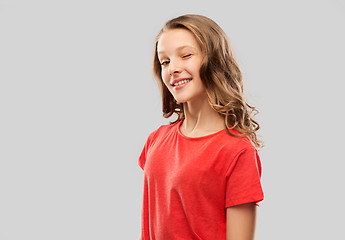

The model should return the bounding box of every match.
[153,14,263,148]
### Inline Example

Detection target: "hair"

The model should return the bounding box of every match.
[153,14,263,148]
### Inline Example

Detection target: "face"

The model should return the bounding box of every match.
[157,28,207,104]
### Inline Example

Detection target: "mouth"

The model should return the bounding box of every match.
[171,78,192,87]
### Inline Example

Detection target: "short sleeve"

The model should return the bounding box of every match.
[225,147,264,208]
[138,130,157,170]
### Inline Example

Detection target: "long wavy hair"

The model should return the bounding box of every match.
[153,14,263,148]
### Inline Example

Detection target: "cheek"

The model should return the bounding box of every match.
[161,70,170,86]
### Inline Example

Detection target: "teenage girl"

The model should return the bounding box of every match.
[138,14,264,240]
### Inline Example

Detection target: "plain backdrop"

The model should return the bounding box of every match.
[1,0,344,239]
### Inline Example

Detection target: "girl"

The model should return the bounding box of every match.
[138,14,264,240]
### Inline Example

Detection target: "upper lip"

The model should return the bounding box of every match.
[170,78,191,86]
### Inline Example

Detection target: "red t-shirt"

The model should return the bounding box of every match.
[138,119,264,240]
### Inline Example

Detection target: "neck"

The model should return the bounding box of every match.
[181,95,225,136]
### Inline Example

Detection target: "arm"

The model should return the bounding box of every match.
[226,202,257,240]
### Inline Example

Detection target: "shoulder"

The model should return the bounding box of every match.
[215,129,258,162]
[146,121,180,143]
[221,128,256,150]
[221,132,262,176]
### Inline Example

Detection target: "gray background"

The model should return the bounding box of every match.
[1,0,344,239]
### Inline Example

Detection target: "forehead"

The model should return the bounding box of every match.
[157,28,200,55]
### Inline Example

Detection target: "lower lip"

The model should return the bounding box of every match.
[173,80,192,90]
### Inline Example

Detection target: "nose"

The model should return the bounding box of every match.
[168,59,182,75]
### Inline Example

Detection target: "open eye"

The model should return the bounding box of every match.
[161,60,170,66]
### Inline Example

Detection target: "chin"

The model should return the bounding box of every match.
[174,94,205,104]
[173,97,190,104]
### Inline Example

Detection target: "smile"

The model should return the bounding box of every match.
[172,78,192,86]
[172,79,192,90]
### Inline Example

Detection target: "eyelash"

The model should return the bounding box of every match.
[160,54,192,66]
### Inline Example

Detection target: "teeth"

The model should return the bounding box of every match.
[174,79,191,86]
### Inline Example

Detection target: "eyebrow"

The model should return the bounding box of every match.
[158,45,196,55]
